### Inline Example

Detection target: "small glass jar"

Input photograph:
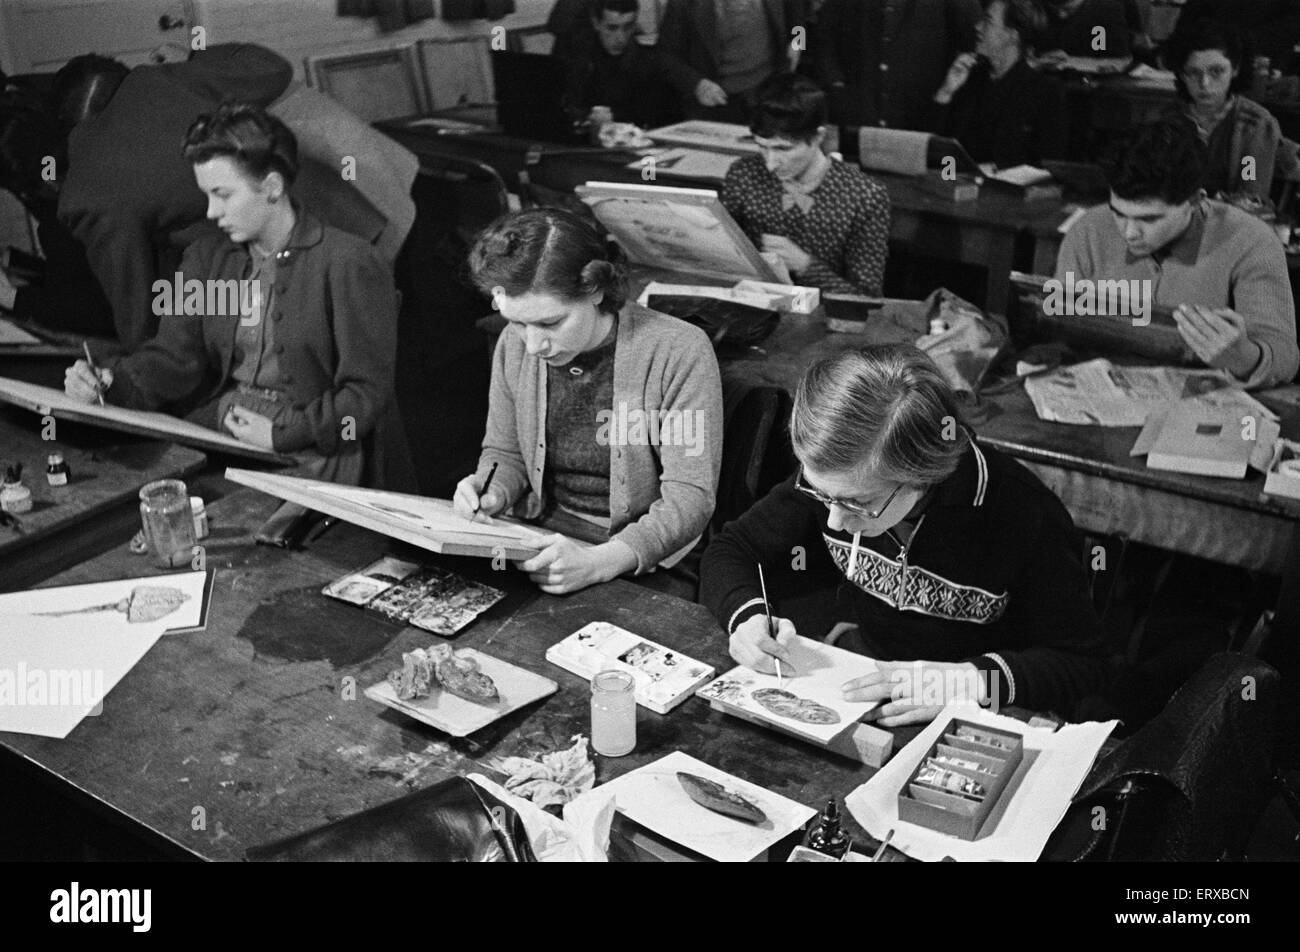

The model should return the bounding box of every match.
[590,669,636,757]
[138,479,196,569]
[46,453,70,486]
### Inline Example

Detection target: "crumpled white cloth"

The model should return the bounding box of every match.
[489,734,596,810]
[467,773,615,862]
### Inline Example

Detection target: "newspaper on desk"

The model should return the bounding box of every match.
[845,705,1117,862]
[1023,358,1274,427]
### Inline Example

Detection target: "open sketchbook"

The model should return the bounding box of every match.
[0,376,292,464]
[226,468,568,560]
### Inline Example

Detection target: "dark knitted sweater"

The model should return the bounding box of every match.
[700,440,1110,715]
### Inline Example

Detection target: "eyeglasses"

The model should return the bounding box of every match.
[1181,65,1232,83]
[795,466,907,519]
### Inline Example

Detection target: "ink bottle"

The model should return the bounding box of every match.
[804,798,851,859]
[46,453,70,487]
[1,463,33,514]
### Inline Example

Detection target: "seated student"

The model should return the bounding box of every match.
[453,207,723,597]
[720,72,890,295]
[1163,0,1300,72]
[63,103,405,487]
[1034,0,1132,61]
[1162,21,1299,207]
[927,0,1067,168]
[700,345,1110,723]
[1055,118,1299,389]
[48,47,415,353]
[559,0,687,129]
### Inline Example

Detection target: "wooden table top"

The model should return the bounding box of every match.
[715,306,1300,521]
[1,486,891,861]
[377,117,1072,235]
[0,406,208,592]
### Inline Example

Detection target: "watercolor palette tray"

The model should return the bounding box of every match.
[323,556,504,636]
[365,648,557,737]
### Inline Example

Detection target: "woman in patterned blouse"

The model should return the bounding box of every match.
[720,72,891,295]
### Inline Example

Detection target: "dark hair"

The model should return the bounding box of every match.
[50,54,128,131]
[749,73,827,143]
[1166,20,1248,102]
[1101,117,1207,204]
[0,106,63,209]
[589,0,638,17]
[468,206,628,316]
[181,101,299,187]
[991,0,1047,48]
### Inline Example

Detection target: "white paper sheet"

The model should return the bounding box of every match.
[695,635,879,744]
[0,571,208,739]
[569,751,817,862]
[845,706,1116,862]
[0,318,43,346]
[627,148,740,180]
[1024,359,1271,427]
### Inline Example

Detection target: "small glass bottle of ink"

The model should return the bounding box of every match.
[46,453,70,487]
[804,798,851,859]
[0,463,33,514]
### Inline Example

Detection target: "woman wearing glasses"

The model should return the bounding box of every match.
[1162,21,1299,206]
[699,345,1110,725]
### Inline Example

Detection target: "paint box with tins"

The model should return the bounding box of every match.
[897,717,1023,840]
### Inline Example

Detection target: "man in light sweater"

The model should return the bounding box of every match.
[1056,117,1298,389]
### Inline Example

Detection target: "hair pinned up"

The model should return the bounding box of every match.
[468,206,628,315]
[182,101,299,188]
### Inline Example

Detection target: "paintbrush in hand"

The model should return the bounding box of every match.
[757,563,783,688]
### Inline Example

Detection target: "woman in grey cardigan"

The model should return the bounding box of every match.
[453,207,724,596]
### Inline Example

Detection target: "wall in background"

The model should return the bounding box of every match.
[195,0,550,79]
[0,0,551,77]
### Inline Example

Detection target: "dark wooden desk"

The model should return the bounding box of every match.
[0,406,207,592]
[377,118,1069,315]
[1,487,888,861]
[712,308,1300,578]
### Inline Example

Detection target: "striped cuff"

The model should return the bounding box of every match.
[727,598,768,636]
[982,652,1016,706]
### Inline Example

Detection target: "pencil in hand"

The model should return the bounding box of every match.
[82,341,105,407]
[475,461,499,518]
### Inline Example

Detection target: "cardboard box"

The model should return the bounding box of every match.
[897,716,1023,840]
[1264,440,1300,502]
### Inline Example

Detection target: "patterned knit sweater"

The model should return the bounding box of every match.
[720,155,891,295]
[700,441,1110,716]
